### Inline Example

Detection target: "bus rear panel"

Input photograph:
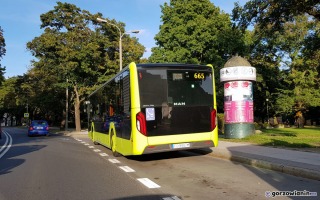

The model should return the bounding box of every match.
[135,64,217,154]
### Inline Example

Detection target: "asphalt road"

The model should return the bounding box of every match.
[1,127,319,200]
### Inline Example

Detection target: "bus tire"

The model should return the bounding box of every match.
[111,131,120,157]
[92,131,99,145]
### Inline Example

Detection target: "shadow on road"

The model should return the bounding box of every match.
[0,127,48,175]
[127,147,212,162]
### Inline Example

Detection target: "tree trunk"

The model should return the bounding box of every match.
[74,85,81,132]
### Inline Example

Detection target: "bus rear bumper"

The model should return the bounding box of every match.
[142,140,214,154]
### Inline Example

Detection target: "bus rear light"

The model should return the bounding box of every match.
[211,109,217,130]
[136,112,147,136]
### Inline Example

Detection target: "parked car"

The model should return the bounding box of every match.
[28,120,49,137]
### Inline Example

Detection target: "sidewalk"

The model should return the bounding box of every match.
[63,130,320,181]
[207,141,320,181]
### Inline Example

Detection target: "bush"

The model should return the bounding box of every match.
[217,113,224,134]
[254,122,261,130]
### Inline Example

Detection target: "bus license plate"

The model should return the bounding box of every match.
[172,143,190,149]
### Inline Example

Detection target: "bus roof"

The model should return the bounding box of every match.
[136,63,212,68]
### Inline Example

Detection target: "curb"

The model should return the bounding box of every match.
[207,150,320,181]
[62,131,88,137]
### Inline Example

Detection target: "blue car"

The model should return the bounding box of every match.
[28,120,49,137]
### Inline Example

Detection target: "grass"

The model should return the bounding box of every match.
[220,127,320,149]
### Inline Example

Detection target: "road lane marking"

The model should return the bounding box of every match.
[71,138,167,192]
[99,153,108,157]
[119,166,135,172]
[0,131,9,153]
[137,178,161,188]
[108,159,120,163]
[0,131,13,159]
[162,196,181,200]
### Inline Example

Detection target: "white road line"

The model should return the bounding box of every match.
[0,131,9,153]
[88,146,95,148]
[162,196,181,200]
[108,159,120,164]
[0,131,13,159]
[84,143,90,146]
[93,149,101,152]
[99,153,109,157]
[119,166,135,172]
[80,141,86,144]
[137,178,161,188]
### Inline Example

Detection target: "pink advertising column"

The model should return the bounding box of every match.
[220,56,256,138]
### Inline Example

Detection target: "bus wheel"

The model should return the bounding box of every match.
[111,132,120,157]
[93,132,99,145]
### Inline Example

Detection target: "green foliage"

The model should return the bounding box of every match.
[149,0,245,66]
[217,113,224,134]
[0,77,27,123]
[232,0,320,31]
[25,2,145,130]
[232,1,320,122]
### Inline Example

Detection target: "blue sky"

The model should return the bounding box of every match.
[0,0,247,78]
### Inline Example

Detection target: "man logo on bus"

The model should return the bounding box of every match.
[174,102,186,106]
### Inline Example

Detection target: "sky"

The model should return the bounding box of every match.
[0,0,247,78]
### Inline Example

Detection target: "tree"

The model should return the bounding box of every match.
[232,1,320,124]
[274,15,320,118]
[150,0,245,66]
[0,77,26,126]
[0,26,6,85]
[232,0,320,31]
[27,2,145,131]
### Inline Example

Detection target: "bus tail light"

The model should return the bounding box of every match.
[211,109,217,130]
[136,112,147,136]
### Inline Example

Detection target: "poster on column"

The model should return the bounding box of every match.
[224,81,254,123]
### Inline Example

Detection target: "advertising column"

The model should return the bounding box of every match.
[220,56,256,138]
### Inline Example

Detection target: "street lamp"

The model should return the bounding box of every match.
[65,78,68,131]
[97,17,140,71]
[266,98,269,126]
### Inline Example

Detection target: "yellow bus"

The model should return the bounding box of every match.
[86,62,218,156]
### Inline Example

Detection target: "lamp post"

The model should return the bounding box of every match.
[65,78,68,131]
[266,98,269,126]
[97,17,139,71]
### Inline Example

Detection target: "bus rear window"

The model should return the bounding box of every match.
[138,68,213,107]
